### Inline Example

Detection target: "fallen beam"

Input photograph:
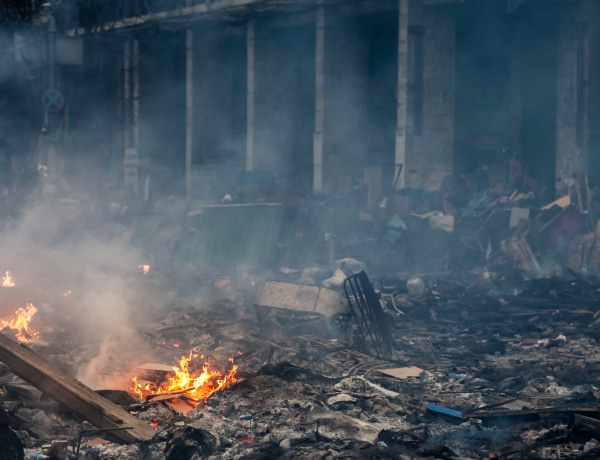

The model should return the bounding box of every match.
[464,406,600,419]
[569,414,600,438]
[0,333,155,443]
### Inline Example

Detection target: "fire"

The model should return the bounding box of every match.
[2,271,15,287]
[0,303,39,342]
[138,264,150,275]
[131,352,238,404]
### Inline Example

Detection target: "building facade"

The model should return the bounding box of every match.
[3,0,599,202]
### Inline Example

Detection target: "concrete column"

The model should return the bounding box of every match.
[395,0,409,189]
[133,39,140,150]
[123,38,139,196]
[123,40,130,149]
[314,5,325,194]
[186,27,194,198]
[246,19,256,171]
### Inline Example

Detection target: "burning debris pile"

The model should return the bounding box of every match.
[131,352,238,410]
[0,303,39,343]
[0,260,598,460]
[0,272,41,344]
[0,169,599,460]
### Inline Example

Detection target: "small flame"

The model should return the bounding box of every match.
[131,352,238,404]
[2,271,15,287]
[138,264,150,275]
[149,420,159,428]
[0,303,39,342]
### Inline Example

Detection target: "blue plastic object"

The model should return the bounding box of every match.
[426,403,467,419]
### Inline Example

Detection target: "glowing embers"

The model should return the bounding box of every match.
[131,352,238,409]
[138,264,150,275]
[0,303,39,343]
[2,271,15,287]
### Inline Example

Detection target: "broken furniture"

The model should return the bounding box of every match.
[343,270,393,359]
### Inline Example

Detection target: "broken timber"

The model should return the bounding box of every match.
[500,235,541,273]
[463,405,600,419]
[0,334,155,443]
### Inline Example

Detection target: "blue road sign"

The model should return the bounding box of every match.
[42,88,65,112]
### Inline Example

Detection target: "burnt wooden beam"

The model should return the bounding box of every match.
[0,333,155,444]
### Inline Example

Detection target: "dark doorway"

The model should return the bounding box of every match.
[255,19,315,193]
[139,32,186,189]
[365,11,398,181]
[454,5,558,201]
[516,13,558,202]
[454,8,512,178]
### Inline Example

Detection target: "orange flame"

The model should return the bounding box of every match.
[138,264,150,275]
[131,352,238,404]
[0,303,39,342]
[2,271,15,287]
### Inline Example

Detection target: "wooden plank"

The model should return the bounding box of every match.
[541,194,571,210]
[0,334,155,443]
[500,236,541,273]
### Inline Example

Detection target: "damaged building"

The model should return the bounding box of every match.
[1,0,600,459]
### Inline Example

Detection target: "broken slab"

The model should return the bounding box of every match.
[0,333,155,443]
[377,366,424,380]
[302,405,389,444]
[254,280,347,317]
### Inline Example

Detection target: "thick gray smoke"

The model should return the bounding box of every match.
[0,201,152,389]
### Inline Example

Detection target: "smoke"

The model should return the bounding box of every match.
[76,332,132,390]
[0,200,155,389]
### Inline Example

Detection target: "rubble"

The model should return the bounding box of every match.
[0,258,596,459]
[0,165,598,459]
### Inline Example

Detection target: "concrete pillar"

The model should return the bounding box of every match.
[246,19,256,172]
[123,38,140,196]
[408,2,455,188]
[314,6,325,194]
[123,40,130,149]
[133,39,140,150]
[185,27,194,199]
[395,0,409,189]
[556,7,590,192]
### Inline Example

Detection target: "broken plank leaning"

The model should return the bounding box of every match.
[0,333,155,443]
